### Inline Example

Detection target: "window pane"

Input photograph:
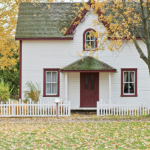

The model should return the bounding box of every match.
[85,41,89,49]
[129,83,134,93]
[86,32,90,40]
[91,75,94,90]
[52,72,57,82]
[85,75,88,90]
[124,83,128,93]
[52,83,57,94]
[124,72,128,82]
[91,35,95,40]
[91,41,95,49]
[46,83,51,94]
[130,72,134,82]
[46,72,51,82]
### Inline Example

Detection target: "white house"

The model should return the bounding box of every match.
[15,2,150,110]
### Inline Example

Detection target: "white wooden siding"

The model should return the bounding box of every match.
[22,12,150,109]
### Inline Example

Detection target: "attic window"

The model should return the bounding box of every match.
[83,29,97,51]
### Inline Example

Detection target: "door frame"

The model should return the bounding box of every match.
[80,72,99,107]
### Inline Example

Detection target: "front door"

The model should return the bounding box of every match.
[80,73,99,107]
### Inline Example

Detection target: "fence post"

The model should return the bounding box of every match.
[1,101,2,116]
[9,99,10,116]
[30,98,31,116]
[101,99,102,116]
[127,102,128,116]
[148,100,150,115]
[97,101,99,116]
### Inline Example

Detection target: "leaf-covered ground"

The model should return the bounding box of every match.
[0,121,150,149]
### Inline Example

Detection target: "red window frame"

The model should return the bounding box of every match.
[121,68,137,97]
[43,68,60,97]
[83,28,97,51]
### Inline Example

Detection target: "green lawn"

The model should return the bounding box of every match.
[0,122,150,149]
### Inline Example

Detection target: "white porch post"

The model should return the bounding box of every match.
[65,73,68,101]
[109,73,111,102]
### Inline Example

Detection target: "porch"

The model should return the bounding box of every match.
[60,56,116,110]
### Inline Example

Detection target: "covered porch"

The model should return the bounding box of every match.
[60,56,117,110]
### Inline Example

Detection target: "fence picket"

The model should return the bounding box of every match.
[127,102,128,116]
[96,100,150,116]
[97,101,99,116]
[9,99,10,116]
[101,99,102,116]
[61,99,62,116]
[12,101,13,116]
[1,99,71,117]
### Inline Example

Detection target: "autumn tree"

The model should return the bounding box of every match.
[1,0,55,98]
[0,0,55,70]
[72,0,150,76]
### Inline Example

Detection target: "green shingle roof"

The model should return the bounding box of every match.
[15,2,145,38]
[61,56,116,71]
[15,2,78,38]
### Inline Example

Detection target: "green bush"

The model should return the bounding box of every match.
[0,79,11,102]
[24,81,41,103]
[0,58,19,100]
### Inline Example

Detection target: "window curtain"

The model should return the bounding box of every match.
[124,72,128,89]
[131,72,134,82]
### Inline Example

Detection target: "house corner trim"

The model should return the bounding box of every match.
[19,40,22,99]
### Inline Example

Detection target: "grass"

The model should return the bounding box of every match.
[0,121,150,149]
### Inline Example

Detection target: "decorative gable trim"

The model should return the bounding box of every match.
[19,40,22,99]
[64,1,112,36]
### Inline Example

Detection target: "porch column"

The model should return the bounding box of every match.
[109,73,111,102]
[65,72,68,101]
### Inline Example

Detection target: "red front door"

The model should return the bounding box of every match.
[80,73,99,107]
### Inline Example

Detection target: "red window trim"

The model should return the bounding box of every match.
[121,68,137,97]
[83,28,97,51]
[43,68,60,97]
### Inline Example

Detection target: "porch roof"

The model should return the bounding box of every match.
[60,56,117,72]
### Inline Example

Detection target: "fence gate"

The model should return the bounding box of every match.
[0,99,71,117]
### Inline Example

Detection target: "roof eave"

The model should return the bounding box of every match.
[15,37,73,40]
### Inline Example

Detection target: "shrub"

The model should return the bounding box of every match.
[0,53,19,100]
[0,79,11,102]
[24,81,41,103]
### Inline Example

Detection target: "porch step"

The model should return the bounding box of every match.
[71,107,97,110]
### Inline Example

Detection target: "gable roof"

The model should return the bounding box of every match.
[15,2,112,39]
[15,3,78,39]
[15,2,144,39]
[60,56,116,72]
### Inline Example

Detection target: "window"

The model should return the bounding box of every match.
[43,69,59,97]
[121,69,137,97]
[85,75,88,90]
[83,28,97,50]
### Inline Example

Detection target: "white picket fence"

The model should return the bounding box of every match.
[0,99,71,117]
[97,99,150,116]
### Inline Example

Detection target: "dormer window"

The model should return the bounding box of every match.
[83,29,97,51]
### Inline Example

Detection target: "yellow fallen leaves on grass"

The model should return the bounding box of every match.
[0,122,149,149]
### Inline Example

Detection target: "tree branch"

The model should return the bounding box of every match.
[133,25,146,44]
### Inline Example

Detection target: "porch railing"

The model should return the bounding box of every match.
[97,99,150,116]
[0,99,71,117]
